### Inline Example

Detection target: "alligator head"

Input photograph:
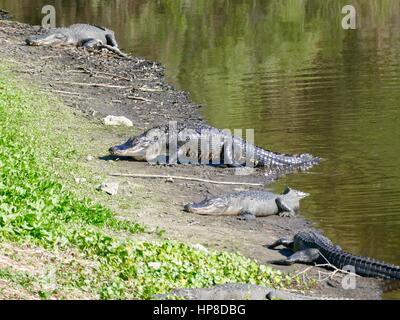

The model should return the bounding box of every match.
[109,137,148,161]
[25,30,73,46]
[109,128,166,162]
[184,196,230,215]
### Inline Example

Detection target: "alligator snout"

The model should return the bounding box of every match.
[25,37,37,46]
[109,146,118,155]
[183,202,206,213]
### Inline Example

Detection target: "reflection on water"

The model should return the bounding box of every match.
[1,0,400,298]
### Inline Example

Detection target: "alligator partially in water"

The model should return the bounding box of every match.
[109,122,321,171]
[25,23,128,57]
[184,186,309,219]
[269,230,400,280]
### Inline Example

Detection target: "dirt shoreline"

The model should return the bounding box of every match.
[0,19,386,299]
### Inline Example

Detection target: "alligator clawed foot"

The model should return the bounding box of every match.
[267,259,293,266]
[237,212,256,221]
[278,211,296,218]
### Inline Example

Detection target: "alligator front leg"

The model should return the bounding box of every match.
[270,249,321,266]
[80,38,103,48]
[267,237,294,249]
[237,211,256,221]
[276,198,296,217]
[222,142,242,167]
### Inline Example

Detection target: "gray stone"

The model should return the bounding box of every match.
[102,115,133,127]
[98,182,119,196]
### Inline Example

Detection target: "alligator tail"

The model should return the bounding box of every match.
[356,259,400,280]
[254,146,321,168]
[329,251,400,280]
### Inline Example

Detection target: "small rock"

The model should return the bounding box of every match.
[98,182,119,196]
[75,177,87,184]
[102,115,133,127]
[85,155,94,161]
[234,167,256,176]
[148,262,162,269]
[192,244,208,252]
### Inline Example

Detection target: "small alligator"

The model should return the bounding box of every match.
[109,122,320,170]
[184,186,309,219]
[0,9,12,20]
[25,23,128,57]
[268,230,400,280]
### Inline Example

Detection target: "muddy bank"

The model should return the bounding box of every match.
[0,19,387,299]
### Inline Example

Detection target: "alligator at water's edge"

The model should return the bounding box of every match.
[25,23,128,57]
[184,186,309,219]
[269,230,400,280]
[109,122,321,172]
[0,9,12,20]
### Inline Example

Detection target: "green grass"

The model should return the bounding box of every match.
[0,65,304,299]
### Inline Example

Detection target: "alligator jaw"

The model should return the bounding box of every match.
[25,33,70,46]
[109,141,147,160]
[184,198,229,215]
[183,202,221,215]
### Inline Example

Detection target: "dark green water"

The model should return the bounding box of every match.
[2,0,400,298]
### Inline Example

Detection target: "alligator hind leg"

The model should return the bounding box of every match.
[270,249,321,266]
[94,42,129,58]
[105,34,118,47]
[267,237,294,249]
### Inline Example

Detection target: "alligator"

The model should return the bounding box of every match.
[155,283,356,300]
[109,122,320,171]
[268,230,400,280]
[0,9,12,20]
[184,186,309,219]
[25,23,128,58]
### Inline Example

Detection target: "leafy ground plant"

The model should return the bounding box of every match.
[0,67,305,299]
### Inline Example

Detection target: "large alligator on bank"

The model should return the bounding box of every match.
[109,122,321,171]
[269,230,400,280]
[184,186,309,219]
[25,23,128,57]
